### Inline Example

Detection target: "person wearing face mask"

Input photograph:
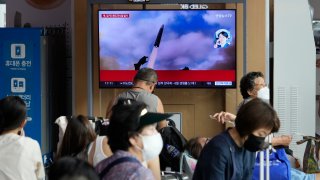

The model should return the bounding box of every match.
[105,68,166,180]
[96,98,172,180]
[238,71,269,108]
[193,98,280,180]
[212,71,292,147]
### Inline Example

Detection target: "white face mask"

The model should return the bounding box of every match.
[257,86,270,101]
[137,133,163,161]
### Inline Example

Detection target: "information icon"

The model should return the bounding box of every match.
[11,78,26,93]
[11,44,26,59]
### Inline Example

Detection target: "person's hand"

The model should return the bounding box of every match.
[209,111,236,124]
[214,40,221,48]
[279,135,292,146]
[272,135,292,147]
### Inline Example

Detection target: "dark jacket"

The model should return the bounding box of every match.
[193,130,255,180]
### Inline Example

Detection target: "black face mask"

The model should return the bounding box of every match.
[243,134,269,152]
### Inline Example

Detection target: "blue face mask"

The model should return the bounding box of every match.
[243,134,268,152]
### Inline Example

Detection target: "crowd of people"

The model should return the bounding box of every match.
[0,68,317,180]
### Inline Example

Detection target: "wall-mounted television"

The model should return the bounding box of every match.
[98,9,236,88]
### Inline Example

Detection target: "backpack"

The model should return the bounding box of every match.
[297,136,320,173]
[159,126,187,171]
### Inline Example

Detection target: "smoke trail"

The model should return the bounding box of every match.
[147,47,158,69]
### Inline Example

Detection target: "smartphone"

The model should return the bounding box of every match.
[15,46,21,56]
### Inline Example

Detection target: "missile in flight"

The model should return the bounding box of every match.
[154,24,164,48]
[148,24,164,68]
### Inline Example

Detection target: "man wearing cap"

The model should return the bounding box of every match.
[96,99,172,180]
[109,67,167,129]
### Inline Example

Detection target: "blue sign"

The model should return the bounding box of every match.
[0,28,42,146]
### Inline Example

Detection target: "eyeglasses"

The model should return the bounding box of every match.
[254,83,267,87]
[253,83,268,92]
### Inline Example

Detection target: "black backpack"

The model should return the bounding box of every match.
[159,125,187,171]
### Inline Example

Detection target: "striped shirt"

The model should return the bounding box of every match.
[95,150,155,180]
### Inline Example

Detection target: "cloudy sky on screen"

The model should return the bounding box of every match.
[99,10,236,70]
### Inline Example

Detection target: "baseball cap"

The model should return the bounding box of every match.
[111,98,172,132]
[139,108,173,127]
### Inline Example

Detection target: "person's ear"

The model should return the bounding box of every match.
[149,84,155,92]
[19,119,27,129]
[247,89,255,96]
[129,135,140,147]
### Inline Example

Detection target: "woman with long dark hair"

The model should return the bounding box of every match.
[57,115,96,160]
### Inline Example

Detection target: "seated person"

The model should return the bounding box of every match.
[211,111,292,147]
[88,126,113,167]
[180,137,210,178]
[95,99,172,180]
[186,136,320,180]
[193,98,280,180]
[0,96,45,180]
[56,115,96,161]
[55,116,112,166]
[48,156,99,180]
[212,71,292,147]
[185,137,210,160]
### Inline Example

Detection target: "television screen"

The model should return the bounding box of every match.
[98,9,236,88]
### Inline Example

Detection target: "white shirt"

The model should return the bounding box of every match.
[89,136,108,166]
[55,116,68,153]
[0,133,45,180]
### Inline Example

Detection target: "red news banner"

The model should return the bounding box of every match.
[100,70,236,82]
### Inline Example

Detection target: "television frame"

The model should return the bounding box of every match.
[98,8,237,88]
